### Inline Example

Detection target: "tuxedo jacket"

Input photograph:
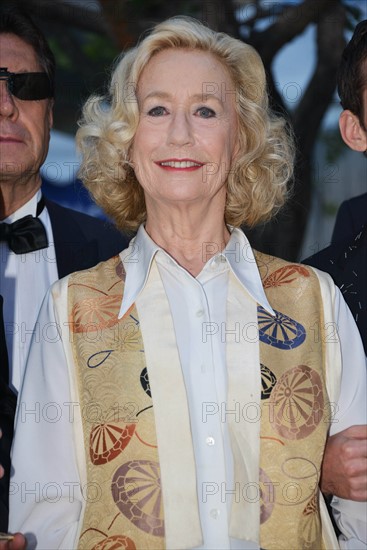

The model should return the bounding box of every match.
[303,193,366,354]
[45,199,131,278]
[0,200,130,530]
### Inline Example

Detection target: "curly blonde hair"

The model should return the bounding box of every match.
[77,16,294,232]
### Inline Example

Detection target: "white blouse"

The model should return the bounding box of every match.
[9,226,367,549]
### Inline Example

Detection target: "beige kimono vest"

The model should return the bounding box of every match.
[67,251,333,550]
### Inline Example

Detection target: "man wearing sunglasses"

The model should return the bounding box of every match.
[0,7,129,534]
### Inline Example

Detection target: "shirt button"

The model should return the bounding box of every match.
[196,309,204,317]
[206,436,215,446]
[210,508,220,519]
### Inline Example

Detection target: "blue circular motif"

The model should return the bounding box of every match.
[257,306,306,349]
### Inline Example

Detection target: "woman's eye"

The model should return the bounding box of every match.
[147,106,167,116]
[196,106,216,118]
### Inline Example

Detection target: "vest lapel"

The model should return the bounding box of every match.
[137,261,203,549]
[226,272,261,542]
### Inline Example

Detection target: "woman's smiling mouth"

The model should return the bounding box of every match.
[156,158,204,170]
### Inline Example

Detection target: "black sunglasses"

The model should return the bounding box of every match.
[0,67,53,100]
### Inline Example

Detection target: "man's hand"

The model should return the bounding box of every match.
[0,533,27,550]
[321,425,367,501]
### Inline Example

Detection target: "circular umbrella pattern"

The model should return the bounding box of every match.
[263,265,310,288]
[270,365,324,439]
[71,294,121,333]
[258,307,306,349]
[260,364,277,400]
[112,460,164,537]
[90,422,136,465]
[92,535,136,550]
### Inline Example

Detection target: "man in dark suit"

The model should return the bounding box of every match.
[305,20,367,354]
[306,193,366,354]
[303,21,367,504]
[332,193,367,244]
[0,7,129,531]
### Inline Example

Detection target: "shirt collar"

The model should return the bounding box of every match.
[118,225,160,318]
[223,227,274,314]
[118,225,274,318]
[4,190,42,224]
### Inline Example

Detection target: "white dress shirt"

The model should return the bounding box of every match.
[0,190,58,393]
[9,225,367,549]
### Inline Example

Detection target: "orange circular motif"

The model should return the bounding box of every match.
[92,535,136,550]
[90,422,136,465]
[263,265,310,289]
[270,365,324,439]
[70,294,121,333]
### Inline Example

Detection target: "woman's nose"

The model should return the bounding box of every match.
[167,111,194,147]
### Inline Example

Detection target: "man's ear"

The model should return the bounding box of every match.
[339,109,367,152]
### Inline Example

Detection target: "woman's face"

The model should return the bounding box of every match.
[131,48,239,211]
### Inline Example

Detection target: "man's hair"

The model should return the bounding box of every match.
[0,7,55,96]
[337,19,367,124]
[77,16,294,232]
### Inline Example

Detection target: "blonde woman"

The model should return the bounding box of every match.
[8,17,366,550]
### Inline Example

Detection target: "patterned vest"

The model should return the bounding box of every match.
[67,251,330,550]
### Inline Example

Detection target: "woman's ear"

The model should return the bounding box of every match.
[339,109,367,152]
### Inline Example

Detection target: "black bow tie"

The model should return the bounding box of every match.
[0,197,48,254]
